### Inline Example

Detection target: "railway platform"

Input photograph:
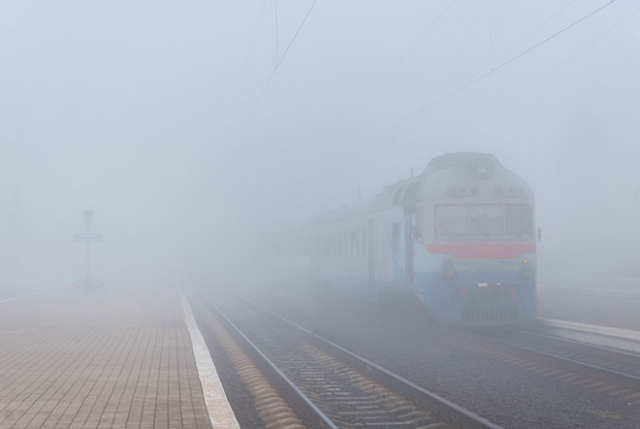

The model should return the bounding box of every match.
[538,284,640,330]
[0,287,238,429]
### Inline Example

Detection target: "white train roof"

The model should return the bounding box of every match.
[313,152,533,226]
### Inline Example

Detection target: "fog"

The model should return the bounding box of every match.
[1,0,640,294]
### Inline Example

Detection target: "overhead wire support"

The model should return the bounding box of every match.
[386,0,619,133]
[247,0,319,119]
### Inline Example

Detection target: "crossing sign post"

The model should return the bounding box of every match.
[74,209,103,292]
[74,233,103,242]
[84,209,93,229]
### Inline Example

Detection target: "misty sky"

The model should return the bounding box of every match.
[1,0,640,289]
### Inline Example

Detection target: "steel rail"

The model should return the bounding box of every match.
[464,327,640,392]
[239,297,501,429]
[202,296,338,429]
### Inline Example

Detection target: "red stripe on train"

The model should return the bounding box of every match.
[426,244,536,259]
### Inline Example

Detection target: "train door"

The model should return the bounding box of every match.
[368,219,375,299]
[404,216,414,286]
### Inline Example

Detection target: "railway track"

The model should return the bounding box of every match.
[465,323,640,392]
[199,294,500,429]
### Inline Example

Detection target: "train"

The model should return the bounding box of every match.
[293,152,539,326]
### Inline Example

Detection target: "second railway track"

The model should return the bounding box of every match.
[199,294,500,429]
[464,323,640,393]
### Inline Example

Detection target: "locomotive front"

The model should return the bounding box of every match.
[414,153,537,325]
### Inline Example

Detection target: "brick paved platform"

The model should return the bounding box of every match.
[0,288,217,429]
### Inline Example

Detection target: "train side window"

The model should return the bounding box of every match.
[353,232,357,256]
[415,207,423,238]
[363,231,367,256]
[392,223,400,255]
[343,233,347,256]
[342,233,347,256]
[344,233,348,256]
[363,230,367,256]
[344,233,347,256]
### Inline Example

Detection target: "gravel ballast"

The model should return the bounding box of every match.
[253,293,640,429]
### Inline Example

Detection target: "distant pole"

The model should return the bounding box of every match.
[83,210,94,280]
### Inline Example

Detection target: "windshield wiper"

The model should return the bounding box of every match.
[471,217,484,234]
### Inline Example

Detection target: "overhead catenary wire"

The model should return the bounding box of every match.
[537,3,640,82]
[367,0,458,91]
[488,0,495,69]
[235,0,268,117]
[277,0,319,69]
[240,0,269,80]
[274,0,280,70]
[503,0,579,56]
[386,0,619,133]
[247,0,319,119]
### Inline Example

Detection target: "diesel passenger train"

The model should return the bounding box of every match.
[307,152,539,325]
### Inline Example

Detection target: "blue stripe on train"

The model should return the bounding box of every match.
[323,271,536,325]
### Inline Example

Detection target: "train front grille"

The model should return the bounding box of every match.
[462,306,517,324]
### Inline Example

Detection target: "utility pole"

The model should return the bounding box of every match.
[83,210,93,280]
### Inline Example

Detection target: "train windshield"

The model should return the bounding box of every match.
[435,205,467,235]
[506,204,533,236]
[435,204,533,237]
[470,204,504,235]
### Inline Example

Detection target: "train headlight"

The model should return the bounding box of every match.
[520,258,534,278]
